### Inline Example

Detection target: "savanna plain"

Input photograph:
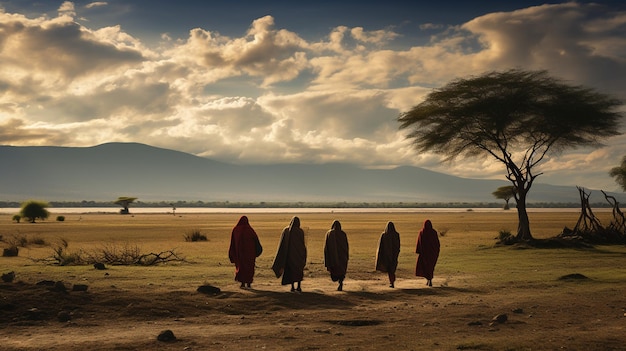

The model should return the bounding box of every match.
[0,210,625,351]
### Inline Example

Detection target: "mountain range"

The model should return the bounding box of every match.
[1,142,623,205]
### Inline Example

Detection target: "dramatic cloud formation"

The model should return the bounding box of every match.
[0,1,624,191]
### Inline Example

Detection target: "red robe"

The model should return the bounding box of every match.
[228,216,260,284]
[415,219,440,280]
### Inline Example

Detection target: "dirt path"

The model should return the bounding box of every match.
[2,276,625,350]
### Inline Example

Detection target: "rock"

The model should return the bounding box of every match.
[2,247,18,257]
[36,280,56,286]
[558,273,589,281]
[26,308,43,320]
[93,262,106,270]
[57,311,71,322]
[72,284,89,292]
[157,329,176,342]
[197,284,221,295]
[492,314,508,323]
[53,281,68,293]
[512,308,524,314]
[1,271,15,282]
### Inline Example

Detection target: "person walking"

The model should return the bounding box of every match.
[272,216,307,292]
[228,215,262,289]
[376,221,401,288]
[324,220,349,291]
[415,219,440,287]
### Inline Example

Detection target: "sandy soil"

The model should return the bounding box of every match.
[2,273,625,351]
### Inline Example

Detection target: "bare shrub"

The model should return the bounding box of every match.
[50,238,86,265]
[87,242,185,266]
[92,242,142,265]
[11,234,28,247]
[36,239,185,266]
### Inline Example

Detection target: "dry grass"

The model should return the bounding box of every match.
[0,210,625,350]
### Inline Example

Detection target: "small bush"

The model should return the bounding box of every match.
[14,235,28,247]
[184,229,207,242]
[56,216,65,222]
[12,215,21,223]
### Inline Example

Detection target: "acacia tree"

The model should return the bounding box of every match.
[492,185,516,210]
[609,156,626,191]
[398,69,622,241]
[114,196,137,214]
[20,200,50,223]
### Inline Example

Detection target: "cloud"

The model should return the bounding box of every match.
[0,2,624,192]
[462,2,626,95]
[58,1,75,17]
[85,2,108,9]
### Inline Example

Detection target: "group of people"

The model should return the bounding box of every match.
[228,216,440,292]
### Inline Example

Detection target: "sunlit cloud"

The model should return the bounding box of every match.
[0,1,624,191]
[85,2,108,9]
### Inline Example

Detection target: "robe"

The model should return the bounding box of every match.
[324,220,349,281]
[375,222,400,274]
[271,216,307,285]
[228,216,260,284]
[415,219,440,280]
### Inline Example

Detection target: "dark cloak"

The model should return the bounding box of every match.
[271,216,307,285]
[324,220,349,281]
[375,221,401,274]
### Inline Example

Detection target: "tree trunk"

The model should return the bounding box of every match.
[515,191,533,241]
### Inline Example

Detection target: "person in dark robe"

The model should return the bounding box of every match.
[228,215,262,289]
[271,216,307,292]
[375,221,401,288]
[324,220,349,291]
[415,219,440,287]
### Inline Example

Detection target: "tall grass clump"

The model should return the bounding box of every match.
[496,229,515,245]
[184,229,207,242]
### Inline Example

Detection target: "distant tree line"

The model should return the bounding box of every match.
[0,200,615,209]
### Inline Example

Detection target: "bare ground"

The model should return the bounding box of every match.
[1,274,625,351]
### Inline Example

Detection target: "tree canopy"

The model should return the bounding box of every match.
[114,197,137,214]
[492,185,516,210]
[399,69,623,241]
[20,200,50,223]
[609,156,626,192]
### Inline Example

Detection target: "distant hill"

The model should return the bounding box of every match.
[0,142,622,204]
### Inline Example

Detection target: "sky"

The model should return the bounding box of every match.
[1,0,625,192]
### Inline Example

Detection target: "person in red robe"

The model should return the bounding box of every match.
[376,221,401,288]
[324,220,349,291]
[272,216,307,292]
[229,215,262,289]
[415,219,440,287]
